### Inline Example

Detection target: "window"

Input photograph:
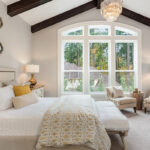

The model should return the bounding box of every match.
[89,41,110,92]
[115,41,136,91]
[63,41,83,93]
[115,26,137,36]
[58,22,141,95]
[89,25,111,36]
[62,26,84,36]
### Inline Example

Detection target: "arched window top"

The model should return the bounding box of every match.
[60,21,140,38]
[88,25,111,36]
[62,26,84,36]
[115,26,137,36]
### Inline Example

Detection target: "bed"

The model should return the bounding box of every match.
[0,97,110,150]
[0,68,129,150]
[1,98,93,150]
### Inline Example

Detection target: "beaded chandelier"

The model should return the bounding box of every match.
[101,0,123,22]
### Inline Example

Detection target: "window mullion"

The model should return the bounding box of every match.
[111,25,116,86]
[84,25,89,94]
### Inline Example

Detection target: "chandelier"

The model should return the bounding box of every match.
[101,0,123,22]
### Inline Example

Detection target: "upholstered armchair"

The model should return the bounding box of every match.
[106,87,137,113]
[143,97,150,113]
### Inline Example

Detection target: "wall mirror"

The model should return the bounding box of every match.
[0,43,3,54]
[0,17,3,28]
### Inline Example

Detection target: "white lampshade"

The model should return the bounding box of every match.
[25,65,39,73]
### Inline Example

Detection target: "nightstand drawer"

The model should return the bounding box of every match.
[31,85,44,97]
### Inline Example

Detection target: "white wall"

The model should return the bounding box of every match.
[0,1,32,83]
[32,8,150,98]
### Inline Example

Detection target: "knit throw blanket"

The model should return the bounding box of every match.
[36,95,111,150]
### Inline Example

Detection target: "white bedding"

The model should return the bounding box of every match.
[0,97,129,137]
[36,95,111,150]
[0,97,59,136]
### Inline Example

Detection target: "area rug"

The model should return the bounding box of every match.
[110,109,150,150]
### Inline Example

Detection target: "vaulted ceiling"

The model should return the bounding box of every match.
[1,0,150,33]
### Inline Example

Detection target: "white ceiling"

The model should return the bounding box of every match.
[2,0,19,5]
[123,0,150,18]
[1,0,150,25]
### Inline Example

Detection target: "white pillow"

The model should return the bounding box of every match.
[0,85,15,111]
[106,87,114,98]
[113,86,124,98]
[12,93,38,109]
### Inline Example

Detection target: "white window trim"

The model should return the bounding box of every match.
[58,21,142,96]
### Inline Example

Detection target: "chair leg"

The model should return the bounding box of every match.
[133,107,136,113]
[144,107,147,113]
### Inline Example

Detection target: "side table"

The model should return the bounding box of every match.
[133,92,144,110]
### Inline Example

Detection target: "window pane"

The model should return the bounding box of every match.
[64,42,83,70]
[62,27,83,36]
[90,42,108,70]
[90,72,108,92]
[116,72,134,91]
[116,43,134,70]
[115,26,137,36]
[64,72,83,92]
[89,25,110,36]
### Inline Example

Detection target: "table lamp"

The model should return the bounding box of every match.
[25,64,39,88]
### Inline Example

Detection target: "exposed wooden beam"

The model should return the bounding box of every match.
[8,0,53,17]
[122,7,150,27]
[31,0,97,33]
[31,0,150,33]
[96,0,100,9]
[96,0,104,9]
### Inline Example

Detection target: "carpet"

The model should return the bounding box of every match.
[110,109,150,150]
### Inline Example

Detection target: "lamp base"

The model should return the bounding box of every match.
[29,74,37,88]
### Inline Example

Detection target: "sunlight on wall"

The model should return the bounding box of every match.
[14,57,31,84]
[142,73,150,82]
[13,50,31,65]
[142,51,150,64]
[18,73,29,85]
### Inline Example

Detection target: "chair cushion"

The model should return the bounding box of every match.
[144,98,150,104]
[96,101,129,131]
[112,97,136,105]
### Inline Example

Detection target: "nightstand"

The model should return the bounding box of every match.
[31,85,44,97]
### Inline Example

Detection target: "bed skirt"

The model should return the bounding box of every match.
[0,136,92,150]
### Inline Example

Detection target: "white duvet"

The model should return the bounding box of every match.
[0,97,59,136]
[36,95,111,150]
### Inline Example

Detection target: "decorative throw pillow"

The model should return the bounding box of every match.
[106,87,114,98]
[13,93,38,109]
[113,86,124,98]
[0,85,15,111]
[13,85,31,96]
